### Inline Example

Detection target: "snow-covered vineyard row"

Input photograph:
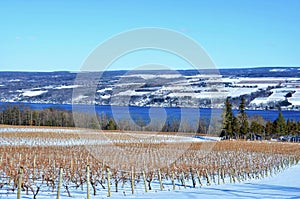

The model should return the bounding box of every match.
[0,127,83,134]
[1,163,299,199]
[0,127,220,146]
[0,127,299,198]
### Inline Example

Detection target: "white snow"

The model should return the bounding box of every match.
[42,85,55,89]
[287,89,300,106]
[1,161,299,198]
[128,164,300,199]
[97,88,113,93]
[8,79,21,82]
[116,90,150,96]
[289,98,300,106]
[0,127,299,199]
[270,68,288,72]
[22,90,48,97]
[269,89,293,101]
[222,77,292,89]
[100,94,111,99]
[0,127,218,146]
[250,97,269,105]
[122,74,182,80]
[0,127,82,133]
[72,95,88,102]
[250,88,300,106]
[55,85,81,89]
[226,87,259,97]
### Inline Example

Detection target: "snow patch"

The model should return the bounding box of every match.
[116,90,150,96]
[270,68,288,72]
[100,94,111,99]
[97,88,113,93]
[55,85,81,89]
[122,74,182,80]
[23,90,48,97]
[8,79,21,82]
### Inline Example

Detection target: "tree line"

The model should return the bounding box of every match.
[221,97,300,140]
[1,103,300,139]
[0,105,207,133]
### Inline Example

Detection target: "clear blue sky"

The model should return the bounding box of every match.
[0,0,299,71]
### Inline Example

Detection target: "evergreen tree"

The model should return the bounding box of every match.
[273,112,286,138]
[250,120,264,139]
[107,118,117,130]
[232,116,240,138]
[238,97,249,139]
[222,97,235,138]
[265,121,274,139]
[286,119,297,136]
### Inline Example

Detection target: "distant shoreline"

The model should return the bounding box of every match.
[1,101,299,111]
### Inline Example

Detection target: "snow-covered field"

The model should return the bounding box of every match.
[106,163,300,199]
[22,90,48,97]
[1,163,299,198]
[250,87,300,107]
[0,127,299,199]
[0,127,219,146]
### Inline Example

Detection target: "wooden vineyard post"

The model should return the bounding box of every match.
[218,169,221,185]
[205,169,211,186]
[86,165,91,199]
[102,160,105,171]
[232,169,236,183]
[57,167,63,199]
[17,166,23,199]
[18,154,22,167]
[33,155,36,183]
[172,171,176,190]
[236,171,241,183]
[131,167,135,195]
[52,159,56,191]
[181,171,186,189]
[70,158,73,171]
[106,168,111,197]
[221,169,225,184]
[212,171,216,184]
[196,170,203,187]
[158,168,163,191]
[190,168,196,188]
[142,170,148,193]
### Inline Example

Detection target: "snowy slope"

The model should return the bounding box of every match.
[137,164,300,199]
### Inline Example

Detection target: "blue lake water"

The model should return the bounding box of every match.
[1,102,300,124]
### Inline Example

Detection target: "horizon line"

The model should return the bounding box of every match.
[1,65,299,73]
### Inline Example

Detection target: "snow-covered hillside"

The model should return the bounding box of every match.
[1,69,300,109]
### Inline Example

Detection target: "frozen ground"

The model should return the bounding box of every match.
[1,164,299,199]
